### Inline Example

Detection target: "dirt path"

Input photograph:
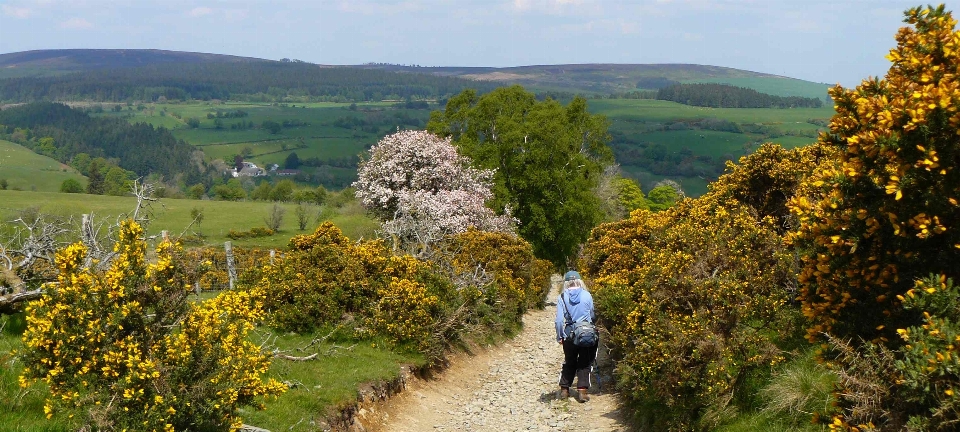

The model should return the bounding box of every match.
[374,277,630,432]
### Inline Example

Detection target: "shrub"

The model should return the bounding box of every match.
[226,227,275,240]
[59,178,83,194]
[581,143,822,430]
[255,222,550,360]
[19,220,285,430]
[788,5,960,345]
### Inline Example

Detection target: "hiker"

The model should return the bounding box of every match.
[555,270,598,402]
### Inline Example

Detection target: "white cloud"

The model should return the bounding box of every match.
[60,17,93,29]
[2,5,32,18]
[188,6,213,17]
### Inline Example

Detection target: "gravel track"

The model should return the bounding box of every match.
[374,277,630,432]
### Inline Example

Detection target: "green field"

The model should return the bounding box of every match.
[590,99,834,125]
[0,190,378,249]
[96,102,432,180]
[90,98,834,197]
[685,76,832,100]
[0,140,87,193]
[590,99,832,195]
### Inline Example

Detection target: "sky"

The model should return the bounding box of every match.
[0,0,933,87]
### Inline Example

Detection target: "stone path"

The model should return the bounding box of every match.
[374,277,629,432]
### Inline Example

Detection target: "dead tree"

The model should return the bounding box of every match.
[0,179,161,314]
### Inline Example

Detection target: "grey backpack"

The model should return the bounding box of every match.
[562,292,598,347]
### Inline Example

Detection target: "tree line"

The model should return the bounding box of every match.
[0,103,210,185]
[0,62,501,103]
[657,83,824,108]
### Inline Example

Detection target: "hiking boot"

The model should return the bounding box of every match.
[558,387,570,399]
[576,388,590,403]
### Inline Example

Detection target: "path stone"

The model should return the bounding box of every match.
[375,276,630,432]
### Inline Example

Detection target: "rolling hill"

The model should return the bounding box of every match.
[0,139,86,192]
[0,49,832,101]
[348,63,833,100]
[0,49,269,79]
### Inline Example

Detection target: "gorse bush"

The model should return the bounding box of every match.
[788,5,960,346]
[581,142,826,430]
[19,220,285,431]
[256,222,549,360]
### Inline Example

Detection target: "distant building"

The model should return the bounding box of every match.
[276,169,301,176]
[230,162,264,177]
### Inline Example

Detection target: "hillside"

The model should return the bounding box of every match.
[0,49,269,79]
[349,63,832,100]
[0,50,832,101]
[0,139,86,192]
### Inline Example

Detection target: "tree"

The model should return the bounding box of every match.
[59,178,83,194]
[86,159,105,195]
[0,178,7,190]
[353,130,515,255]
[295,203,311,231]
[190,207,205,235]
[284,152,301,169]
[103,166,132,196]
[616,177,648,213]
[270,179,295,202]
[261,120,281,134]
[187,183,206,200]
[647,184,680,212]
[427,86,613,267]
[264,204,285,231]
[251,182,273,201]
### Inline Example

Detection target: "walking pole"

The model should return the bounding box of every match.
[592,344,602,393]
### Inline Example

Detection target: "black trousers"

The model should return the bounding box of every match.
[559,339,598,389]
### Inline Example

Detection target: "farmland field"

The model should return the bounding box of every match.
[0,190,379,249]
[591,98,831,195]
[683,76,832,100]
[0,139,86,192]
[88,98,833,196]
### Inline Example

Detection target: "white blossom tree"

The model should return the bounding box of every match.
[353,130,515,255]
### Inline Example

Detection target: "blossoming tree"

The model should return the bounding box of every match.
[353,130,515,256]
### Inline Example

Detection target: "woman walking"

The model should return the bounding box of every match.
[555,270,597,402]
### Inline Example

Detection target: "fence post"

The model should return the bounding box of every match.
[269,249,275,265]
[225,241,236,290]
[161,230,169,242]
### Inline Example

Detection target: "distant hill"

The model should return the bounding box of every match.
[0,49,832,102]
[0,49,269,78]
[348,63,833,101]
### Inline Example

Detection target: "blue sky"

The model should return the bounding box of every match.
[0,0,930,87]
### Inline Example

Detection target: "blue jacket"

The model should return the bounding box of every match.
[555,287,595,342]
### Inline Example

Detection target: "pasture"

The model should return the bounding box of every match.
[90,98,833,196]
[683,76,832,100]
[93,102,432,190]
[0,139,86,193]
[0,190,379,249]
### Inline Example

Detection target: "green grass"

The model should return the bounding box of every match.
[684,77,832,100]
[636,130,762,159]
[98,102,432,174]
[0,314,77,431]
[770,135,819,149]
[0,190,379,249]
[0,140,86,193]
[0,311,423,432]
[241,331,424,431]
[589,99,835,124]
